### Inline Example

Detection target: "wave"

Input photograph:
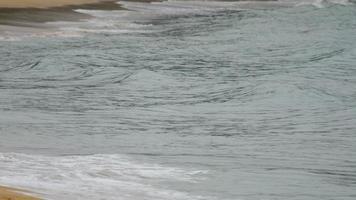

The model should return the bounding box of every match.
[1,0,354,41]
[288,0,351,8]
[0,153,209,200]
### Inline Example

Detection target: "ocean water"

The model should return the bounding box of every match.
[1,0,356,199]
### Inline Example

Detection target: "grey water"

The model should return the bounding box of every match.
[1,1,356,200]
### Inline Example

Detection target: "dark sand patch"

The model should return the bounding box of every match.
[0,186,42,200]
[0,1,122,26]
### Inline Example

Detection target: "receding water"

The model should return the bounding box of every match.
[0,1,356,200]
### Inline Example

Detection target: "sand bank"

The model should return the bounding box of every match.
[0,0,106,8]
[0,1,122,26]
[0,186,41,200]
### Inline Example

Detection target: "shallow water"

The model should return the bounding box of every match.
[1,1,356,200]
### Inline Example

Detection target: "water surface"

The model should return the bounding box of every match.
[1,1,356,200]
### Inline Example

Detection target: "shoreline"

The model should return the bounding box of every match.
[0,1,122,26]
[0,186,41,200]
[0,0,102,9]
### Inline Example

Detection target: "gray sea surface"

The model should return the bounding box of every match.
[0,1,356,200]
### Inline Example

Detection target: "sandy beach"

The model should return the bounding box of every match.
[0,0,122,27]
[0,186,41,200]
[0,0,105,8]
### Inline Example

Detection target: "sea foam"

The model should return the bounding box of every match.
[0,153,209,200]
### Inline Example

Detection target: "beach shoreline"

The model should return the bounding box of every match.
[0,186,41,200]
[0,0,104,9]
[0,0,122,27]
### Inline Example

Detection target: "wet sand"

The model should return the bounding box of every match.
[0,186,41,200]
[0,0,103,9]
[0,1,122,26]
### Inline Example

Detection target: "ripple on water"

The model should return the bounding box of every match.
[1,2,356,200]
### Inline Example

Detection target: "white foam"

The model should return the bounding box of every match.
[0,25,84,41]
[280,0,351,7]
[0,153,208,200]
[47,9,154,35]
[0,36,20,42]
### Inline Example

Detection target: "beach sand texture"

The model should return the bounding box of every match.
[0,0,103,8]
[0,186,41,200]
[0,0,122,26]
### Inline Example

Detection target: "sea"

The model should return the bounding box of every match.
[0,0,356,199]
